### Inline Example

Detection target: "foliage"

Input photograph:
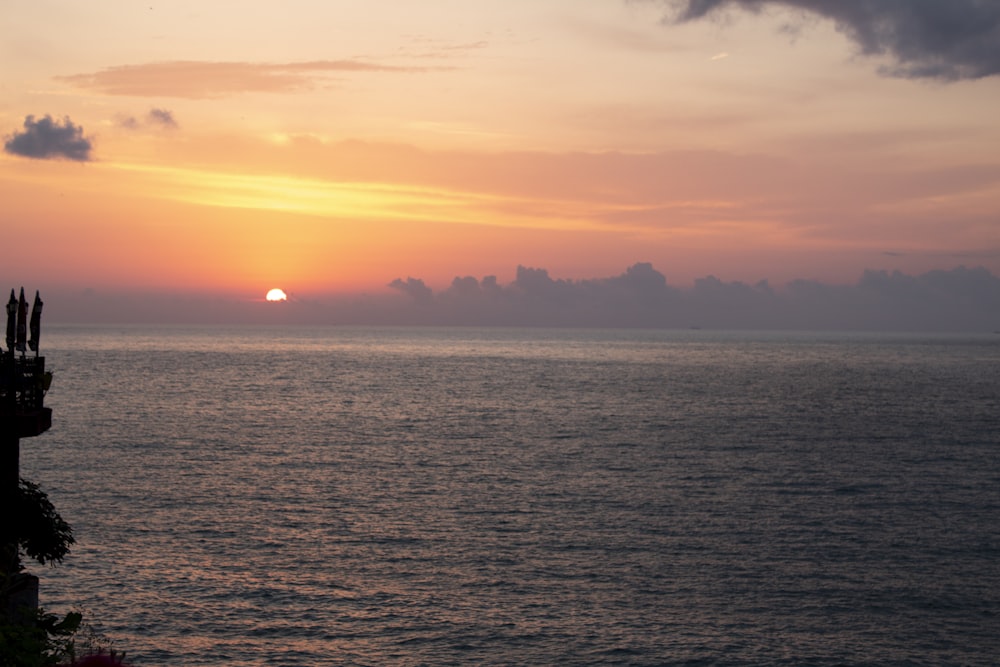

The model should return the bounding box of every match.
[0,608,80,667]
[64,650,131,667]
[14,479,75,569]
[59,614,130,666]
[2,480,128,665]
[0,608,129,667]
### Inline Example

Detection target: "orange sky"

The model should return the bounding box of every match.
[3,1,1000,302]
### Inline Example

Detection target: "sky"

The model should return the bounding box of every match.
[2,0,1000,327]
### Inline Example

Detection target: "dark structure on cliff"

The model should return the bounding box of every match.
[1,288,52,616]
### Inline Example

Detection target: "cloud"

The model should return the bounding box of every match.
[59,59,433,98]
[388,277,434,304]
[381,263,1000,331]
[663,0,1000,80]
[4,115,93,161]
[117,108,178,130]
[148,108,178,128]
[116,115,140,130]
[400,36,491,59]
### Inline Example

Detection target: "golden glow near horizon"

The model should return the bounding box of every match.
[3,0,1000,294]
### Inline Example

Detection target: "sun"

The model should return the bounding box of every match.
[265,288,288,302]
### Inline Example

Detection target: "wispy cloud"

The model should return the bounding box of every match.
[3,114,93,161]
[399,36,490,59]
[663,0,1000,80]
[59,59,434,98]
[148,108,178,128]
[118,107,179,130]
[101,159,604,234]
[100,137,1000,254]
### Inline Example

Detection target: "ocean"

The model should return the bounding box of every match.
[19,326,1000,666]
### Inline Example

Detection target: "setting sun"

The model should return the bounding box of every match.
[265,288,287,302]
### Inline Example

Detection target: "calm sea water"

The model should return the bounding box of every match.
[19,326,1000,666]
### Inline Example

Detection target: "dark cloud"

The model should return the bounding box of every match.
[4,115,93,161]
[665,0,1000,80]
[148,108,178,128]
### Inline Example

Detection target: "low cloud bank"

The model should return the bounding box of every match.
[44,264,1000,332]
[382,263,1000,331]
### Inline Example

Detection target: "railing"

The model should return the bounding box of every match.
[0,353,49,415]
